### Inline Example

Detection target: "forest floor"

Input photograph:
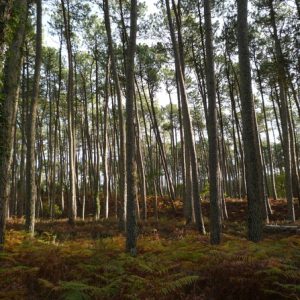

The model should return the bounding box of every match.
[1,198,300,300]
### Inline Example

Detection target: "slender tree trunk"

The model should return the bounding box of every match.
[94,48,101,221]
[134,95,147,220]
[125,0,138,255]
[61,0,77,224]
[204,0,221,244]
[81,118,87,220]
[25,0,42,236]
[103,58,110,219]
[18,63,27,217]
[11,123,18,216]
[103,0,127,228]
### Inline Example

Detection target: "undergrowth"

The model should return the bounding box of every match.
[1,199,300,299]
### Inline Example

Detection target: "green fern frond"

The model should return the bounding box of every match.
[53,279,122,300]
[160,275,199,296]
[156,263,181,275]
[135,260,156,274]
[274,282,300,293]
[262,288,296,299]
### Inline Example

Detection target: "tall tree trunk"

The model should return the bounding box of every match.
[204,0,221,244]
[94,48,101,221]
[11,123,18,216]
[61,0,77,224]
[18,63,27,217]
[237,0,264,242]
[25,0,42,236]
[134,95,147,220]
[125,0,138,255]
[103,58,110,219]
[103,0,127,229]
[0,0,27,249]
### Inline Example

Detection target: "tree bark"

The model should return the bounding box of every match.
[103,0,127,229]
[103,58,110,219]
[0,0,27,249]
[237,0,264,242]
[204,0,221,244]
[125,0,138,255]
[25,0,42,236]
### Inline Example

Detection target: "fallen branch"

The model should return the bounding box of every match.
[264,225,300,234]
